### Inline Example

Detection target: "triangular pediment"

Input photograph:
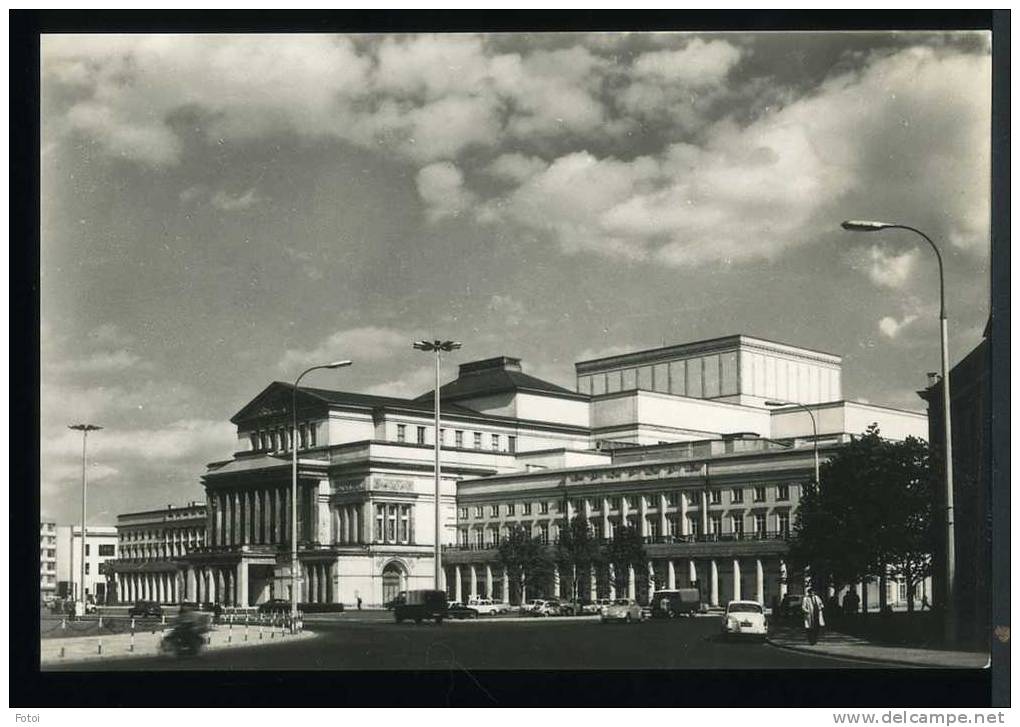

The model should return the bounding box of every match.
[230,382,330,425]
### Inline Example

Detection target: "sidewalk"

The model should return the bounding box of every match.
[766,625,989,668]
[40,622,315,666]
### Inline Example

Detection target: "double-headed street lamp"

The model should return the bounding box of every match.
[841,219,955,643]
[69,423,102,607]
[292,360,352,629]
[764,400,820,487]
[413,339,462,592]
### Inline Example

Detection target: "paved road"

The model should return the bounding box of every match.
[48,614,891,671]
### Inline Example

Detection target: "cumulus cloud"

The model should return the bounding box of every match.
[861,246,920,288]
[878,314,919,339]
[278,326,411,370]
[416,162,475,222]
[211,187,265,211]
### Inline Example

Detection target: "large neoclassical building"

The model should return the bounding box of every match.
[155,333,927,609]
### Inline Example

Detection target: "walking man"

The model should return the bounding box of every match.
[802,587,825,645]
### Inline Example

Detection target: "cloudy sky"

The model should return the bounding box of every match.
[40,31,991,525]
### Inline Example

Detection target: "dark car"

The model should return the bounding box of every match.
[446,603,479,620]
[128,600,163,618]
[779,593,804,621]
[393,589,449,624]
[257,599,290,614]
[650,588,703,619]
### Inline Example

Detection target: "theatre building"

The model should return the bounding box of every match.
[178,334,926,608]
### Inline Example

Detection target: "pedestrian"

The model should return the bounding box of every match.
[802,587,825,645]
[356,595,362,611]
[920,594,930,611]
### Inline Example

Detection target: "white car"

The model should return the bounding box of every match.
[721,600,768,639]
[600,598,644,624]
[467,598,501,616]
[491,599,512,614]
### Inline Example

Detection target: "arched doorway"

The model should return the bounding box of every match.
[381,561,406,604]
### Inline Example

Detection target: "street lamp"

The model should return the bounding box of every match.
[413,339,462,592]
[763,401,820,487]
[69,423,102,610]
[291,360,352,630]
[841,219,955,643]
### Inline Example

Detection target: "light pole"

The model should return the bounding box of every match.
[69,423,102,609]
[841,219,955,643]
[764,400,820,487]
[291,360,352,630]
[413,339,461,592]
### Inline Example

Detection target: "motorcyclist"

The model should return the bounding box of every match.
[163,603,205,656]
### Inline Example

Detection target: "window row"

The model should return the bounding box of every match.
[374,503,414,544]
[249,421,318,453]
[395,425,517,453]
[460,485,796,521]
[577,352,739,399]
[119,528,204,542]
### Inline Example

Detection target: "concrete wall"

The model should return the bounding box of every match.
[591,391,773,439]
[513,392,591,427]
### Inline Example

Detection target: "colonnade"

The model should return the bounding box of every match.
[117,571,182,604]
[447,557,789,607]
[206,485,317,547]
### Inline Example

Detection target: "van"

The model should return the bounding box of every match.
[393,589,448,624]
[650,588,702,618]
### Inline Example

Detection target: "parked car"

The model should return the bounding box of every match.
[650,588,703,619]
[530,599,560,617]
[393,589,448,624]
[447,602,480,620]
[779,594,804,622]
[519,599,544,616]
[257,599,290,615]
[721,600,768,639]
[467,598,501,616]
[490,599,512,613]
[128,600,163,618]
[580,599,603,615]
[600,598,644,624]
[557,600,584,616]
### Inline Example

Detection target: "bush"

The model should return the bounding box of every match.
[298,602,345,613]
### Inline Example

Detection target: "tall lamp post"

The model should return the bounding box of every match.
[841,219,955,643]
[413,339,461,592]
[291,360,352,630]
[69,423,102,608]
[764,400,820,487]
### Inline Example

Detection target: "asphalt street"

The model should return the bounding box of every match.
[48,613,888,671]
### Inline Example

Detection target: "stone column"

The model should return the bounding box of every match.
[710,560,719,606]
[252,491,261,544]
[627,565,636,600]
[733,559,742,601]
[659,493,668,538]
[608,564,616,600]
[237,561,249,608]
[620,497,630,531]
[454,566,463,603]
[680,490,689,537]
[215,569,225,604]
[755,558,765,604]
[700,490,709,536]
[241,492,250,545]
[647,561,656,598]
[216,493,225,546]
[590,566,597,600]
[779,559,788,599]
[553,565,560,598]
[667,560,676,590]
[233,492,242,546]
[602,497,611,539]
[187,568,196,602]
[485,564,493,600]
[274,489,283,544]
[362,501,373,544]
[639,496,649,538]
[469,565,478,600]
[503,568,510,605]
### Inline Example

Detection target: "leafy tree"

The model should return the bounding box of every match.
[790,424,936,611]
[496,524,554,604]
[555,515,603,600]
[604,525,647,597]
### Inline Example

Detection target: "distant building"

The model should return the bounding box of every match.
[104,502,206,604]
[40,521,58,600]
[173,333,926,608]
[919,323,991,646]
[54,525,118,603]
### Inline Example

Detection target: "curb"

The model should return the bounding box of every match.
[41,629,317,666]
[763,635,987,669]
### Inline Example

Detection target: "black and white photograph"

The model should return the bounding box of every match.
[16,10,1007,712]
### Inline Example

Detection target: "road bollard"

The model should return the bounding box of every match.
[228,620,232,644]
[131,617,135,632]
[98,616,103,629]
[244,621,248,642]
[130,630,135,652]
[161,614,166,625]
[61,618,66,630]
[60,646,65,659]
[98,639,103,655]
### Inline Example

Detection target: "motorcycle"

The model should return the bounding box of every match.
[159,622,205,657]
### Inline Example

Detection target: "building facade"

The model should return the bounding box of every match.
[173,335,927,608]
[40,521,58,600]
[919,325,991,646]
[105,502,207,604]
[54,526,118,603]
